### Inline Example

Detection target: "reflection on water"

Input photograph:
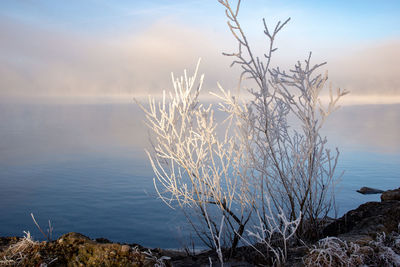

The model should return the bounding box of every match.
[0,100,399,247]
[0,102,148,164]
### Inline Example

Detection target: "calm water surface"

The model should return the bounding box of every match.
[0,100,399,248]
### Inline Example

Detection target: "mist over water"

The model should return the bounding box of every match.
[0,99,399,248]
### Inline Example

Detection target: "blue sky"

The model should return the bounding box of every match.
[2,0,399,40]
[0,0,399,99]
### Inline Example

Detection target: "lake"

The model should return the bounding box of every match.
[0,98,399,248]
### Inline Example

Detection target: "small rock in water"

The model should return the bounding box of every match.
[356,187,384,194]
[381,188,400,201]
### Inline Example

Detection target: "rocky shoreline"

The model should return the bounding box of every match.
[1,188,399,266]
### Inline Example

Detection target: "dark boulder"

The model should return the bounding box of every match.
[322,200,400,238]
[381,188,400,201]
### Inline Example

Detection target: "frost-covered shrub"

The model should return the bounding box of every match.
[138,0,346,260]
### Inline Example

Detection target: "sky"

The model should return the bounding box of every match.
[1,0,399,102]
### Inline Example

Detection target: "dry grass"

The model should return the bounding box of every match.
[365,229,400,266]
[0,231,50,266]
[304,224,400,267]
[303,237,363,267]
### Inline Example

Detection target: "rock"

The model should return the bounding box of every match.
[59,232,90,244]
[322,200,400,238]
[121,245,131,253]
[356,186,384,194]
[95,237,111,243]
[381,188,400,201]
[335,233,373,245]
[0,232,165,267]
[358,245,374,256]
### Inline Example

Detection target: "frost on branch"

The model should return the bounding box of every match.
[137,59,252,254]
[138,0,348,261]
[216,0,348,240]
[239,197,302,266]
